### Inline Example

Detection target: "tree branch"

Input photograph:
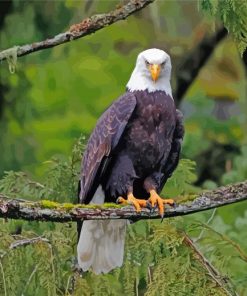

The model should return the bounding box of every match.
[174,27,228,104]
[0,0,228,107]
[183,233,239,296]
[9,237,50,250]
[0,0,154,62]
[0,180,246,222]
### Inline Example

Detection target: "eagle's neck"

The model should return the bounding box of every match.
[126,69,172,97]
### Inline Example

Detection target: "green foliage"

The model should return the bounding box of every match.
[0,152,245,295]
[183,91,245,187]
[0,225,76,296]
[0,216,235,295]
[164,158,198,198]
[0,0,246,295]
[0,135,85,203]
[200,0,247,54]
[185,210,247,294]
[183,93,243,159]
[221,145,247,185]
[42,135,86,203]
[0,171,48,200]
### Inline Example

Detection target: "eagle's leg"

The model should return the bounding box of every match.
[143,176,174,217]
[107,154,147,212]
[148,189,174,217]
[117,193,147,212]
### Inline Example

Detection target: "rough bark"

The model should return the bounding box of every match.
[0,180,246,222]
[0,0,154,62]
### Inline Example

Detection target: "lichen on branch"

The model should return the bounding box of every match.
[0,46,19,73]
[0,180,247,223]
[0,0,155,63]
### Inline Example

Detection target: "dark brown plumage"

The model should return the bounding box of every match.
[79,89,184,204]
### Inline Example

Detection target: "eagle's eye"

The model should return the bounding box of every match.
[145,60,150,67]
[161,61,166,67]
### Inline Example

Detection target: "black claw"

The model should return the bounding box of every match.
[116,197,123,204]
[146,202,158,214]
[146,201,153,210]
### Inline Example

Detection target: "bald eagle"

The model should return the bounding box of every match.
[77,48,184,274]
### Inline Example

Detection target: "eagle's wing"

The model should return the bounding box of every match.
[158,109,184,193]
[79,93,136,204]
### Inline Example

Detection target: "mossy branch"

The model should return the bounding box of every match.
[0,180,247,222]
[0,0,154,63]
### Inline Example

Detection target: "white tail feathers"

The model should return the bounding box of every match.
[77,185,127,274]
[77,219,127,274]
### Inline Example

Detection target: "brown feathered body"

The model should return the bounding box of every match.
[102,90,176,200]
[79,90,183,204]
[77,89,184,274]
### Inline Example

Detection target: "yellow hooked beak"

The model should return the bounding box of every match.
[149,64,161,82]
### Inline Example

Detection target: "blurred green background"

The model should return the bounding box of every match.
[0,1,247,295]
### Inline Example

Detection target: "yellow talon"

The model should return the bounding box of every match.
[149,189,174,217]
[117,193,147,212]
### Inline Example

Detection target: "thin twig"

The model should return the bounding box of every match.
[183,233,239,296]
[21,264,40,296]
[0,0,154,62]
[0,260,7,296]
[65,275,72,296]
[10,237,50,250]
[197,223,247,263]
[135,275,139,296]
[47,243,57,295]
[194,208,217,243]
[0,251,7,259]
[147,265,152,284]
[0,235,50,260]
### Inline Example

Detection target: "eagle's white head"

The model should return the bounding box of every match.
[127,48,172,96]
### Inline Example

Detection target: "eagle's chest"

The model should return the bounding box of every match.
[123,91,176,172]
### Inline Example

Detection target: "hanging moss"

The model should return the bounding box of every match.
[0,46,19,74]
